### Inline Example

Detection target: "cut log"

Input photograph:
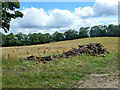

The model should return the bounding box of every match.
[21,43,109,63]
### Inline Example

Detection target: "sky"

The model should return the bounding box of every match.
[1,0,118,34]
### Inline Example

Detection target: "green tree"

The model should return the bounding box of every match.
[64,29,78,40]
[118,24,120,37]
[107,24,114,36]
[28,33,39,44]
[15,32,28,45]
[2,2,23,33]
[42,33,53,43]
[52,31,64,41]
[100,25,107,37]
[1,32,5,46]
[79,27,89,38]
[37,33,44,44]
[107,24,119,37]
[89,25,102,37]
[3,33,17,46]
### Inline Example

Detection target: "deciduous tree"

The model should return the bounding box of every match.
[2,2,23,33]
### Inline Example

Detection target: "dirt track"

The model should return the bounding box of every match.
[78,72,119,88]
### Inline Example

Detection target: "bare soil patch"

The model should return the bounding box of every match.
[78,72,119,88]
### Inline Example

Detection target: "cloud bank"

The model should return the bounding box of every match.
[8,0,118,34]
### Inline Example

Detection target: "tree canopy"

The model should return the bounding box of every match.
[2,2,23,33]
[64,29,78,40]
[2,24,120,47]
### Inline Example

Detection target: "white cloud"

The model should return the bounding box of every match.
[13,7,49,28]
[93,0,118,17]
[74,0,118,18]
[10,7,77,34]
[109,22,118,25]
[11,8,76,29]
[74,6,94,18]
[47,9,76,28]
[7,0,118,34]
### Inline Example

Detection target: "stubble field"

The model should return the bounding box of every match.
[2,37,119,88]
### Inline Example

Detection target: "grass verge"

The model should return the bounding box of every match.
[2,52,118,88]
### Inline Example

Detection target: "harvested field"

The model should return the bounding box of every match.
[2,37,118,60]
[2,37,119,88]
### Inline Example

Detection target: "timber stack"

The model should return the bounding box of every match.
[21,43,109,63]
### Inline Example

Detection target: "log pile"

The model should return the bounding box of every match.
[59,43,109,58]
[21,55,54,63]
[20,43,109,63]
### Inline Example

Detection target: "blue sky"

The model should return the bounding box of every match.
[1,0,118,34]
[20,2,95,12]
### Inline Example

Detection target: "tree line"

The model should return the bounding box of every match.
[1,24,120,47]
